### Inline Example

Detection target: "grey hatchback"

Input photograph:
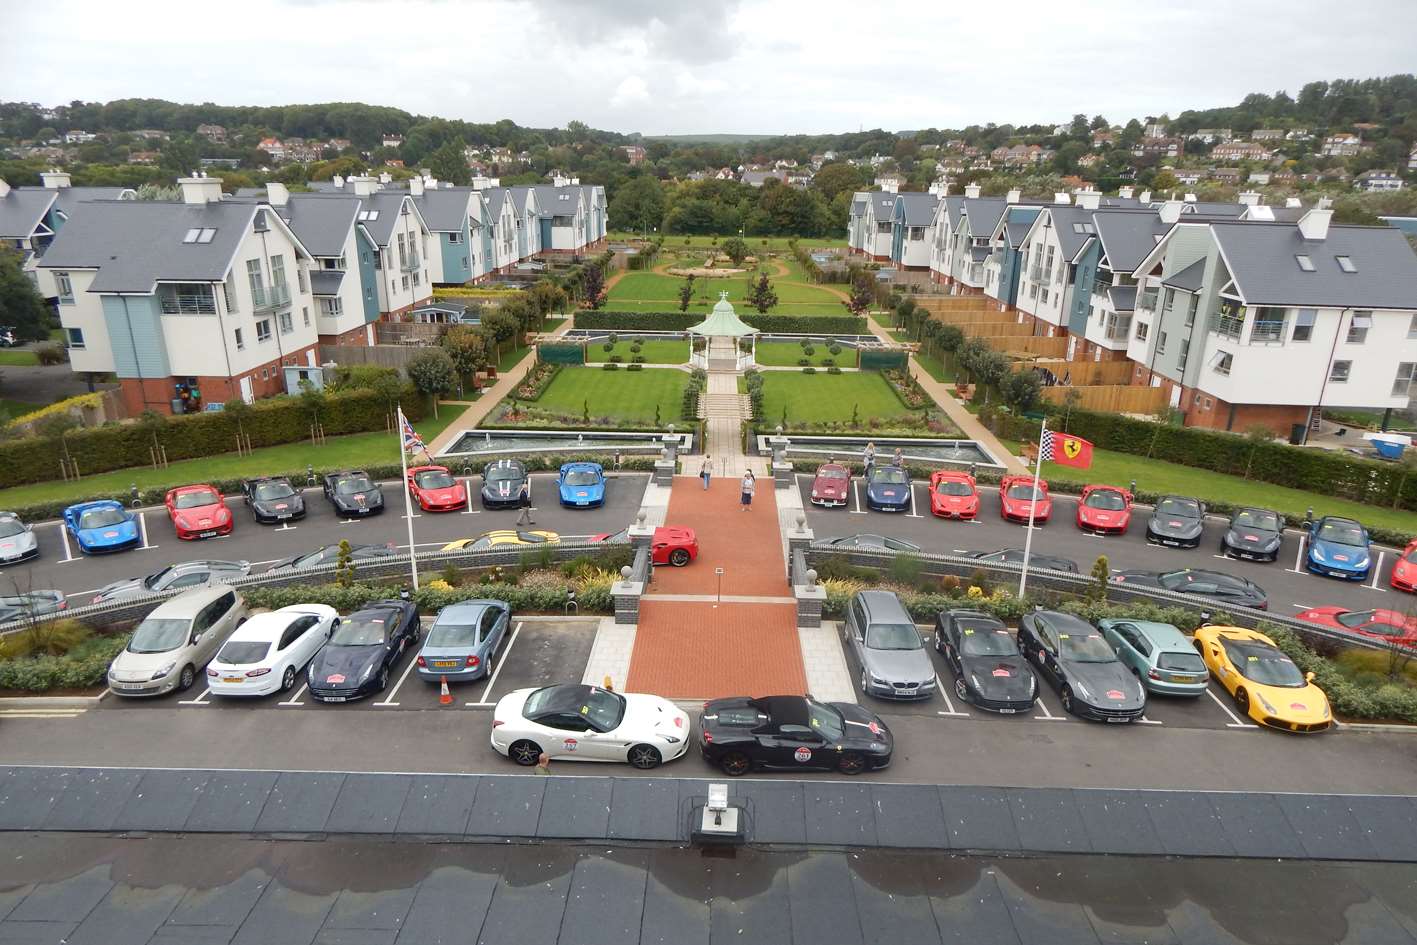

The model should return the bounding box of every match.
[416,599,511,683]
[844,590,936,700]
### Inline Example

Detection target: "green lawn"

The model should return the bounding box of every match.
[530,367,689,425]
[606,271,845,316]
[756,372,917,425]
[0,350,40,367]
[584,340,690,365]
[496,345,532,373]
[0,405,471,510]
[0,399,40,423]
[754,342,857,368]
[612,233,846,252]
[997,438,1417,537]
[914,349,955,384]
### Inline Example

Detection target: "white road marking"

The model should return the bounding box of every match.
[1206,687,1255,728]
[907,483,922,518]
[1289,534,1307,574]
[463,479,479,514]
[1136,716,1162,725]
[275,522,298,532]
[178,685,212,706]
[1033,697,1065,721]
[279,682,308,706]
[138,512,157,551]
[1289,604,1313,611]
[851,480,865,514]
[1366,552,1386,591]
[466,621,522,706]
[375,645,421,706]
[58,522,75,563]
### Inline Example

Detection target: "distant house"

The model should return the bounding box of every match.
[1133,137,1183,159]
[1091,131,1115,147]
[196,124,227,142]
[1251,129,1285,141]
[258,137,286,162]
[1355,170,1404,192]
[1174,169,1203,185]
[1322,134,1363,157]
[1077,153,1102,168]
[1247,171,1271,185]
[1408,146,1417,171]
[1143,123,1168,138]
[621,145,646,165]
[127,151,159,165]
[63,130,96,144]
[1211,142,1274,162]
[1210,167,1243,185]
[381,134,404,149]
[740,169,786,188]
[874,172,904,192]
[1191,128,1233,144]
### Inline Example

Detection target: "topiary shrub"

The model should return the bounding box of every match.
[609,355,623,363]
[802,366,817,374]
[822,358,835,367]
[828,366,843,374]
[798,357,810,366]
[803,346,816,356]
[602,362,619,371]
[627,363,644,371]
[602,342,614,352]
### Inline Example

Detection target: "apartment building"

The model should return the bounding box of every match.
[850,192,899,262]
[0,170,136,291]
[888,192,939,270]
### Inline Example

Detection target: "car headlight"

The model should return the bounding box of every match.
[1311,546,1326,562]
[1072,681,1090,699]
[176,516,190,529]
[869,674,887,685]
[152,662,176,680]
[661,735,682,744]
[216,508,230,522]
[970,674,983,690]
[360,664,376,682]
[1263,537,1281,551]
[1354,554,1370,568]
[1256,692,1278,715]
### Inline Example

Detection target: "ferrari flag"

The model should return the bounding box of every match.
[1040,429,1093,469]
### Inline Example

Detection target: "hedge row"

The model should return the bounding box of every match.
[242,579,614,616]
[0,633,129,693]
[0,387,429,491]
[575,310,867,335]
[1265,625,1417,723]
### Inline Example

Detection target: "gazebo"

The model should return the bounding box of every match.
[687,291,760,371]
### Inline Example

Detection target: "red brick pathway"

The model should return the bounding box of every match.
[649,477,786,597]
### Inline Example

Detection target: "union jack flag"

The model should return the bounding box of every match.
[399,409,425,455]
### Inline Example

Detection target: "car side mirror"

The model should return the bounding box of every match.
[1305,671,1315,683]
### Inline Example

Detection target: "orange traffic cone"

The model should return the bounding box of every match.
[439,675,453,706]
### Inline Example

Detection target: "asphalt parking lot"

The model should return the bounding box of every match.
[796,474,1410,617]
[96,617,599,713]
[0,472,649,604]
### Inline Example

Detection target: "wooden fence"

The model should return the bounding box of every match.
[915,296,1004,312]
[375,322,444,345]
[982,336,1070,358]
[929,310,1018,327]
[1041,384,1168,414]
[1012,358,1135,386]
[321,345,427,371]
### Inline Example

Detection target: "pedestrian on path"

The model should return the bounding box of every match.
[740,470,755,510]
[892,447,904,467]
[534,753,552,775]
[700,455,712,490]
[864,441,877,476]
[516,502,536,527]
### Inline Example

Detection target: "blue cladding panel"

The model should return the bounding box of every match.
[357,230,380,322]
[440,231,470,284]
[101,294,169,378]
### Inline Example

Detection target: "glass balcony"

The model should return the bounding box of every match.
[402,251,421,272]
[1249,320,1286,344]
[251,282,291,312]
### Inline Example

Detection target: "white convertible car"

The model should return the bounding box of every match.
[491,683,691,769]
[206,604,339,697]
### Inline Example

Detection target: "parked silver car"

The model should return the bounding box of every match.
[416,599,511,683]
[107,585,247,696]
[0,512,39,563]
[844,590,936,700]
[92,560,251,603]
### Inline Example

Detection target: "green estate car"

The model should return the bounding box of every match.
[1096,618,1209,697]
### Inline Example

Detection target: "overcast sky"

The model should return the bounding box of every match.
[4,0,1416,137]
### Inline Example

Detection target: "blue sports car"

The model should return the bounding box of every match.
[558,462,605,508]
[63,500,140,554]
[1306,515,1372,580]
[865,465,912,512]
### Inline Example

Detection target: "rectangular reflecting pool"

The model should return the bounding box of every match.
[757,433,1005,469]
[441,429,694,460]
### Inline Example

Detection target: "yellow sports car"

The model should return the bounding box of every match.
[1193,625,1331,732]
[441,530,560,552]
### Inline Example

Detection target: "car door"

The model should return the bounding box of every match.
[1107,623,1144,675]
[198,592,241,664]
[539,712,595,759]
[1033,620,1063,687]
[845,598,867,666]
[277,615,321,674]
[478,607,506,663]
[768,723,831,770]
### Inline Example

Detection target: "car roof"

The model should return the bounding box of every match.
[223,610,312,642]
[561,461,602,471]
[170,484,217,494]
[931,470,972,481]
[749,695,810,724]
[1114,620,1191,648]
[856,590,912,622]
[69,499,124,512]
[411,464,448,473]
[246,475,291,484]
[1318,515,1362,527]
[147,583,237,618]
[1034,610,1094,633]
[437,599,501,617]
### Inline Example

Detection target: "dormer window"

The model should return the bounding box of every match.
[1335,255,1356,273]
[1295,254,1315,272]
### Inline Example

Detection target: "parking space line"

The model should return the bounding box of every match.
[279,682,308,706]
[1033,698,1065,722]
[178,685,212,706]
[1289,535,1307,574]
[58,522,76,563]
[1366,552,1386,591]
[466,620,522,706]
[463,479,479,515]
[907,484,922,518]
[851,481,865,514]
[1136,716,1162,725]
[1206,687,1256,728]
[374,647,421,707]
[274,522,298,532]
[138,512,158,551]
[934,673,970,717]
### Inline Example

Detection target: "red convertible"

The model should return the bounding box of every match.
[407,465,467,512]
[928,470,979,519]
[1075,484,1132,534]
[593,525,700,567]
[1297,606,1417,647]
[998,475,1051,525]
[165,484,233,540]
[809,462,852,507]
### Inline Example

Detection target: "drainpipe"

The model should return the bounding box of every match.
[1310,307,1349,445]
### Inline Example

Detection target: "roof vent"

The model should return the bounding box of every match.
[964,183,982,199]
[1297,202,1333,241]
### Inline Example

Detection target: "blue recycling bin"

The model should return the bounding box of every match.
[1373,439,1406,460]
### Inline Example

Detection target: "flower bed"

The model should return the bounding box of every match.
[882,368,931,410]
[514,362,561,401]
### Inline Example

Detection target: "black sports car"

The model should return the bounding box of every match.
[481,459,531,509]
[323,470,384,517]
[934,609,1037,713]
[820,534,922,552]
[967,548,1078,573]
[307,599,420,702]
[699,695,892,776]
[1110,567,1268,610]
[268,542,397,572]
[1018,610,1146,723]
[1221,507,1283,561]
[1146,495,1205,548]
[243,476,306,524]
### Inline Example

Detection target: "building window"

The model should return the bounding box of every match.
[1409,314,1417,338]
[1177,338,1189,371]
[413,270,420,286]
[158,284,217,315]
[1293,308,1316,342]
[256,319,272,343]
[449,232,462,244]
[66,327,85,349]
[270,254,287,291]
[1395,363,1416,397]
[1184,294,1199,328]
[297,266,308,293]
[321,298,343,317]
[234,327,244,350]
[1250,307,1286,343]
[1135,321,1149,342]
[278,311,293,334]
[224,272,239,312]
[1156,330,1167,354]
[1329,360,1351,383]
[1213,351,1233,376]
[302,306,310,327]
[245,258,264,301]
[461,256,468,269]
[1335,255,1356,273]
[55,271,74,304]
[402,275,410,291]
[1163,288,1175,313]
[1346,311,1372,344]
[261,368,268,380]
[396,233,407,268]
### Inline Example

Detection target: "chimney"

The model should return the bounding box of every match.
[332,174,345,189]
[1285,196,1303,209]
[1138,189,1152,204]
[1297,198,1333,241]
[1158,199,1184,224]
[1006,188,1021,204]
[1183,193,1197,203]
[40,169,72,189]
[1237,190,1260,207]
[1053,192,1071,205]
[1075,189,1100,210]
[378,172,392,185]
[964,182,981,199]
[425,178,439,190]
[1118,185,1134,200]
[409,176,424,196]
[348,176,377,197]
[0,178,9,198]
[265,182,290,207]
[178,173,224,205]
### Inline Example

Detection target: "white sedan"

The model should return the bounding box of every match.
[206,604,339,697]
[491,683,691,770]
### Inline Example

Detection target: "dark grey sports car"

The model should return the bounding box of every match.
[934,609,1037,713]
[1145,495,1205,548]
[1018,610,1146,722]
[481,459,530,510]
[1221,507,1283,561]
[243,476,306,524]
[323,470,384,517]
[820,534,922,552]
[268,542,397,572]
[1110,567,1268,610]
[968,548,1078,573]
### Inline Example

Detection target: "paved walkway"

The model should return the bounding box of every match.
[698,349,769,479]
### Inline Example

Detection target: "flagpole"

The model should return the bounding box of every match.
[1018,419,1047,599]
[397,406,420,591]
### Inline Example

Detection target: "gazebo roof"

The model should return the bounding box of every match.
[687,292,759,337]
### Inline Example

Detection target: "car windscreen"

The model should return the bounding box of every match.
[427,620,478,646]
[1317,521,1364,546]
[1234,509,1279,531]
[803,699,845,741]
[0,520,24,538]
[1224,640,1305,687]
[128,617,193,654]
[1006,483,1045,501]
[291,548,331,568]
[865,622,922,650]
[174,490,219,509]
[329,613,392,646]
[959,626,1018,657]
[872,468,908,485]
[1058,631,1116,662]
[1334,611,1373,629]
[1158,571,1200,591]
[253,481,295,501]
[415,470,455,489]
[935,480,973,496]
[1084,490,1126,510]
[817,466,848,480]
[527,686,626,732]
[1404,547,1417,564]
[1157,651,1207,673]
[1156,498,1200,518]
[467,537,493,550]
[335,476,373,495]
[216,641,271,665]
[142,567,173,589]
[485,466,522,483]
[79,508,126,529]
[563,470,600,486]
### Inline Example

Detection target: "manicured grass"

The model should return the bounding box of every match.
[611,233,847,252]
[530,367,689,425]
[584,339,690,364]
[496,345,532,373]
[754,342,856,368]
[0,405,471,510]
[0,350,41,367]
[605,271,845,315]
[757,372,917,425]
[0,399,40,423]
[996,438,1417,538]
[914,349,955,384]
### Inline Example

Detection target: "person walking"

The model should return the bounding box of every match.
[533,753,552,775]
[515,500,536,527]
[740,470,756,511]
[700,455,713,490]
[892,447,904,468]
[863,441,877,476]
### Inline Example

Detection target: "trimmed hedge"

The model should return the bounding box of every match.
[575,310,867,335]
[0,633,130,693]
[243,580,614,616]
[1265,625,1417,723]
[0,387,428,490]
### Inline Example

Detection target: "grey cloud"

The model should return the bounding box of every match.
[528,0,745,62]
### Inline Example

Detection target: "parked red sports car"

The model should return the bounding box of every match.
[998,475,1051,524]
[809,462,852,507]
[165,484,233,540]
[592,525,700,567]
[1296,606,1417,647]
[1075,484,1132,534]
[1391,539,1417,592]
[929,470,979,519]
[407,465,467,512]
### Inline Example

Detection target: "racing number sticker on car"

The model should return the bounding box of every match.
[563,738,578,752]
[793,747,812,763]
[327,674,346,684]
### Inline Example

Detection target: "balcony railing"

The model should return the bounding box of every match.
[1092,278,1112,298]
[1249,320,1286,344]
[1104,317,1131,341]
[1208,312,1244,341]
[402,251,421,272]
[159,284,217,315]
[1137,289,1159,312]
[251,282,291,312]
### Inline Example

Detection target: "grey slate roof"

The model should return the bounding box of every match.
[1093,210,1167,272]
[942,195,966,231]
[308,269,345,296]
[275,194,359,257]
[1212,222,1417,309]
[483,188,509,220]
[1002,206,1041,247]
[962,197,1007,238]
[868,192,898,223]
[50,186,133,217]
[1043,206,1097,261]
[414,188,473,232]
[1185,201,1244,218]
[895,192,939,226]
[38,200,258,294]
[969,246,992,264]
[0,188,56,239]
[507,187,532,215]
[358,192,413,246]
[533,185,582,219]
[1108,285,1137,311]
[1162,258,1206,291]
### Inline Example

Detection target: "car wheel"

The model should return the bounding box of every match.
[628,744,662,770]
[837,752,866,775]
[860,670,869,694]
[954,676,969,703]
[719,751,751,777]
[668,548,691,567]
[281,667,296,692]
[509,740,542,766]
[1060,685,1074,715]
[177,664,196,692]
[1235,688,1250,714]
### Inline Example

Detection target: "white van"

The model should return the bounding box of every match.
[107,585,247,697]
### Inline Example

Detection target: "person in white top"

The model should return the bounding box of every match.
[700,455,713,490]
[740,471,756,510]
